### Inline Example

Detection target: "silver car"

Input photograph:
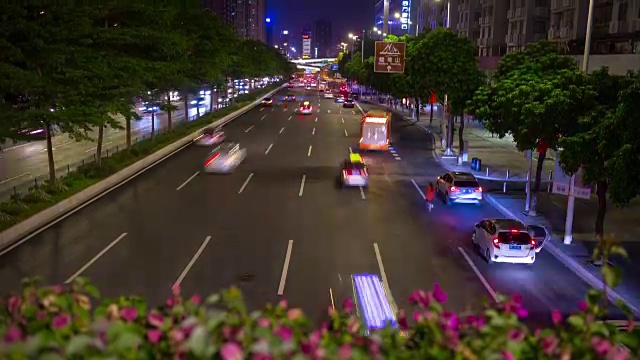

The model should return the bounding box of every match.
[203,143,246,173]
[196,128,225,146]
[437,171,483,204]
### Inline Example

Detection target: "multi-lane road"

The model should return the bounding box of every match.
[0,88,625,327]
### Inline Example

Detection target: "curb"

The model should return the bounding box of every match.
[0,83,286,254]
[484,194,640,318]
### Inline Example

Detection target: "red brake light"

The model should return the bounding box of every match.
[204,153,220,166]
[450,186,459,192]
[475,187,483,192]
[510,229,519,233]
[530,239,536,247]
[492,238,500,248]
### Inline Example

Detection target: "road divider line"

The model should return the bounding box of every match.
[298,174,306,196]
[279,127,285,134]
[277,240,294,295]
[238,173,254,194]
[373,243,398,314]
[348,146,352,153]
[261,115,267,120]
[344,129,348,137]
[308,145,312,157]
[410,179,426,200]
[65,233,127,283]
[0,172,31,185]
[173,236,212,288]
[395,157,402,161]
[265,143,274,155]
[359,187,366,200]
[176,171,200,190]
[84,147,96,153]
[244,125,254,133]
[271,108,274,111]
[329,288,336,310]
[312,127,315,135]
[260,108,264,112]
[458,247,499,303]
[288,115,292,121]
[315,117,318,122]
[341,118,344,123]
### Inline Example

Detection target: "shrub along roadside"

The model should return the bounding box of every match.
[0,82,284,232]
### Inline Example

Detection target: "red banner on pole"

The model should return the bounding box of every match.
[429,92,437,105]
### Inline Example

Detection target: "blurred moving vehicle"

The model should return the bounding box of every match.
[139,102,161,113]
[343,99,355,108]
[203,143,246,173]
[17,126,47,140]
[298,101,313,115]
[196,127,225,146]
[350,93,360,100]
[436,172,482,205]
[335,96,345,103]
[260,97,273,106]
[323,91,334,99]
[472,219,536,264]
[284,95,296,101]
[339,153,369,187]
[352,273,397,334]
[359,111,391,151]
[190,96,206,106]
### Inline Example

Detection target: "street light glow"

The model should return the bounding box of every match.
[394,12,400,18]
[266,18,271,23]
[348,33,354,38]
[373,27,378,31]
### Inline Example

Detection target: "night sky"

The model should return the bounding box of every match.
[267,0,374,47]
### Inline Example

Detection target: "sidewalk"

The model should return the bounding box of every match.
[381,101,640,318]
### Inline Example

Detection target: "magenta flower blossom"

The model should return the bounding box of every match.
[167,297,176,308]
[147,329,162,344]
[171,284,180,296]
[541,335,558,355]
[278,299,287,309]
[342,298,355,313]
[3,325,23,343]
[515,306,528,319]
[252,354,273,360]
[607,345,631,360]
[337,344,352,359]
[221,342,243,360]
[276,326,293,341]
[591,336,611,356]
[511,294,522,304]
[432,284,447,303]
[257,317,270,328]
[171,329,185,343]
[52,314,70,329]
[189,294,201,305]
[121,307,138,322]
[148,311,164,327]
[408,290,430,308]
[369,341,381,356]
[8,296,21,314]
[309,330,321,345]
[287,308,303,320]
[551,310,562,325]
[508,329,525,341]
[413,311,423,323]
[442,311,460,331]
[578,300,588,311]
[397,310,408,330]
[502,350,515,360]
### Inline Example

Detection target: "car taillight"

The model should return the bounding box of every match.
[450,186,460,192]
[343,169,353,177]
[492,238,500,248]
[475,187,483,192]
[510,229,519,233]
[530,239,536,247]
[204,153,220,166]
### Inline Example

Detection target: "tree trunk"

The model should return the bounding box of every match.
[458,113,465,159]
[595,180,608,239]
[530,150,547,214]
[197,104,201,118]
[151,111,155,140]
[166,92,172,130]
[95,124,104,166]
[183,92,189,122]
[209,89,214,112]
[125,118,131,149]
[429,102,434,125]
[414,97,420,123]
[44,122,56,184]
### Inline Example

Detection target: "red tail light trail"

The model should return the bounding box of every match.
[204,153,220,166]
[492,238,500,248]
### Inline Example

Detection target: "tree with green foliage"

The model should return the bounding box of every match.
[559,69,638,239]
[468,41,592,215]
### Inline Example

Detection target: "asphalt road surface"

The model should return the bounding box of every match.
[0,94,218,197]
[0,88,626,327]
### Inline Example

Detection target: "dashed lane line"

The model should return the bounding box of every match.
[173,236,212,288]
[244,125,254,133]
[238,173,254,193]
[65,233,128,283]
[176,171,200,190]
[265,143,273,155]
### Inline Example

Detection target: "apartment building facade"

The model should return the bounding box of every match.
[201,0,267,43]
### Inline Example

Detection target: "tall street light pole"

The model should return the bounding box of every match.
[383,0,390,34]
[564,0,595,245]
[437,0,453,155]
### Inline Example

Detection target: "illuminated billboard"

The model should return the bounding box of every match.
[401,0,411,31]
[302,37,311,58]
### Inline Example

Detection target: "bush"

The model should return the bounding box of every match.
[0,200,29,216]
[0,277,638,359]
[0,211,13,226]
[21,188,52,204]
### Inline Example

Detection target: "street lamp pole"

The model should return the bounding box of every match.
[441,0,454,155]
[361,29,365,63]
[383,0,390,34]
[564,0,595,245]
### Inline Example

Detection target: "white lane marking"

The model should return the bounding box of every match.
[65,233,127,283]
[244,125,254,133]
[261,115,267,120]
[348,146,353,153]
[279,127,285,134]
[176,171,200,190]
[238,173,254,193]
[352,110,355,114]
[265,143,274,155]
[458,247,499,302]
[359,187,366,199]
[395,157,402,161]
[307,145,312,157]
[84,147,95,153]
[328,110,331,113]
[288,115,292,121]
[271,108,274,112]
[373,243,398,313]
[411,179,426,200]
[312,127,315,135]
[340,109,342,114]
[298,174,306,196]
[392,153,398,157]
[315,117,318,122]
[260,108,264,112]
[329,288,336,310]
[390,149,396,154]
[344,129,348,137]
[0,172,30,185]
[277,240,294,295]
[173,236,212,288]
[341,117,344,124]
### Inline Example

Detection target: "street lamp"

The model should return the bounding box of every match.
[434,0,453,156]
[394,12,400,19]
[373,27,378,32]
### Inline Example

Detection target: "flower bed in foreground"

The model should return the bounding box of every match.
[1,278,638,359]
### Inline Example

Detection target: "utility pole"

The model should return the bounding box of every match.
[383,0,389,34]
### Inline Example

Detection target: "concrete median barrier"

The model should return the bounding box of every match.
[0,84,286,251]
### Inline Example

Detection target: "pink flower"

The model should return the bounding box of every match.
[121,307,138,322]
[8,296,21,314]
[171,329,185,343]
[551,310,562,325]
[413,311,423,323]
[172,284,180,296]
[167,297,176,308]
[147,329,162,344]
[342,298,355,313]
[37,310,48,321]
[542,335,558,355]
[408,290,430,308]
[508,329,525,341]
[252,354,273,360]
[278,299,287,309]
[369,341,381,355]
[511,294,522,304]
[276,326,293,341]
[607,345,631,360]
[591,336,611,356]
[148,311,164,327]
[189,294,201,305]
[432,284,448,303]
[287,308,303,321]
[515,306,528,319]
[442,311,459,331]
[52,314,70,329]
[338,344,352,359]
[3,325,23,343]
[309,330,321,345]
[503,350,515,360]
[578,300,588,311]
[221,342,243,360]
[257,317,270,328]
[222,326,233,339]
[397,310,408,330]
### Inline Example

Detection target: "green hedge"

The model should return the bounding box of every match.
[0,82,283,232]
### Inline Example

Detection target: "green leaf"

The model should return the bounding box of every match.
[65,334,94,355]
[586,289,601,306]
[39,353,65,360]
[567,315,585,329]
[206,294,220,305]
[111,332,142,352]
[84,284,100,298]
[602,265,622,288]
[185,326,209,357]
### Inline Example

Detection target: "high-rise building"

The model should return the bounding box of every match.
[375,0,421,36]
[312,20,332,58]
[202,0,267,43]
[279,29,291,58]
[301,28,312,59]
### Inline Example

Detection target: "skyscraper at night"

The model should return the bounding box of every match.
[312,19,332,58]
[202,0,266,43]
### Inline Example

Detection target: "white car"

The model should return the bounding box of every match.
[203,143,246,173]
[323,91,334,99]
[472,219,536,264]
[298,101,313,115]
[196,131,225,146]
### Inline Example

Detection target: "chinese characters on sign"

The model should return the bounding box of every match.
[401,0,411,31]
[374,41,406,73]
[552,152,592,199]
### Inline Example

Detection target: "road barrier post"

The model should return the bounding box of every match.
[503,169,510,193]
[485,167,489,177]
[547,170,553,193]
